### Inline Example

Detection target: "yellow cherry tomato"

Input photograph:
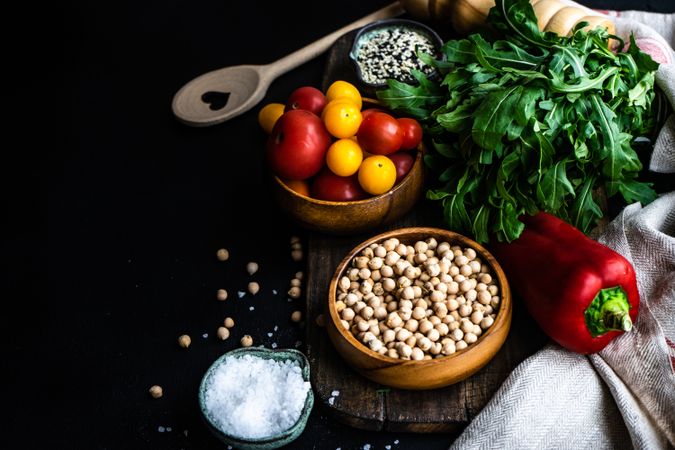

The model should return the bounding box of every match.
[322,100,363,139]
[326,139,364,177]
[257,103,285,134]
[358,155,397,195]
[325,80,363,110]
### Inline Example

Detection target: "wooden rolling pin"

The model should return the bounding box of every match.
[399,0,615,36]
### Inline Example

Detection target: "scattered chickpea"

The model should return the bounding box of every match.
[240,335,253,347]
[217,327,230,340]
[288,286,301,299]
[224,317,235,328]
[291,311,302,322]
[216,289,228,301]
[291,249,303,262]
[295,271,304,280]
[178,334,191,348]
[246,262,259,275]
[290,278,301,287]
[248,281,260,295]
[149,385,163,398]
[216,248,229,261]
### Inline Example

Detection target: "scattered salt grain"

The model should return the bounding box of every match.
[395,439,400,444]
[158,426,166,433]
[386,446,392,450]
[203,354,311,439]
[272,289,278,295]
[183,430,188,437]
[295,341,303,348]
[267,332,273,337]
[271,343,278,348]
[331,390,340,397]
[237,291,245,298]
[202,333,208,339]
[274,325,278,331]
[249,306,255,311]
[328,397,336,406]
[363,444,371,450]
[166,427,172,432]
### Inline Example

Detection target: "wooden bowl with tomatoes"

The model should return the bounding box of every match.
[269,99,426,236]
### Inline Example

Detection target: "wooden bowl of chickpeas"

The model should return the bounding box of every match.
[325,227,512,390]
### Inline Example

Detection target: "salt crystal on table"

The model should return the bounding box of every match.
[271,343,278,348]
[166,427,172,432]
[394,440,400,444]
[363,444,371,450]
[386,446,392,450]
[328,397,335,406]
[249,306,254,311]
[272,289,278,295]
[267,332,273,337]
[202,333,208,339]
[237,291,245,298]
[202,354,311,439]
[331,390,340,397]
[158,426,165,433]
[274,326,278,331]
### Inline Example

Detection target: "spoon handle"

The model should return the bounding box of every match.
[264,2,405,79]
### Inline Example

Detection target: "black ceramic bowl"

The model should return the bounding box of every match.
[349,18,443,95]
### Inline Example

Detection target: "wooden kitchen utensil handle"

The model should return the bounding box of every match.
[265,2,406,80]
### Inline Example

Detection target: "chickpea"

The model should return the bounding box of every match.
[387,349,399,359]
[339,276,351,291]
[464,332,478,344]
[465,289,477,303]
[399,344,413,359]
[488,284,499,296]
[408,306,424,320]
[405,335,417,347]
[217,327,230,340]
[288,286,301,299]
[442,341,456,355]
[224,317,235,328]
[404,319,419,332]
[477,290,492,304]
[369,339,384,352]
[480,316,495,329]
[398,307,412,321]
[459,264,473,277]
[216,248,230,261]
[248,282,260,295]
[459,304,473,317]
[491,296,501,309]
[178,334,191,348]
[447,298,459,311]
[400,286,415,300]
[382,329,396,343]
[418,319,434,334]
[398,277,412,289]
[414,253,427,264]
[429,342,442,355]
[447,281,459,295]
[149,385,163,398]
[380,265,394,278]
[426,328,440,342]
[455,255,469,266]
[429,290,446,303]
[347,268,360,281]
[385,251,401,266]
[456,340,468,350]
[386,312,403,329]
[450,328,464,342]
[341,308,355,321]
[291,311,303,322]
[418,337,432,351]
[216,289,228,301]
[470,310,484,324]
[460,319,474,334]
[240,335,253,347]
[371,270,382,283]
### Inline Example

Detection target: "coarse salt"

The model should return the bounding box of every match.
[203,354,311,439]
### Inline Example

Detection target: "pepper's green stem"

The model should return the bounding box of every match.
[584,287,633,337]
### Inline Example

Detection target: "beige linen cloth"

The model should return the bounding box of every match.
[449,11,675,450]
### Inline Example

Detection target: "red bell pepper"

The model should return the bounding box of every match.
[489,212,639,354]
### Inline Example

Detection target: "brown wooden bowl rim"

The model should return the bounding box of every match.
[274,142,425,206]
[327,226,512,367]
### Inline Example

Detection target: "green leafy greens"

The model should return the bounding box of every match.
[377,0,659,243]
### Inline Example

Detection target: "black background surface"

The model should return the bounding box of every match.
[10,0,674,448]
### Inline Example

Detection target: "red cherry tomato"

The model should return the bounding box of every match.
[388,151,415,184]
[285,86,327,116]
[266,110,331,180]
[310,168,368,202]
[356,111,403,156]
[360,107,386,121]
[397,118,423,150]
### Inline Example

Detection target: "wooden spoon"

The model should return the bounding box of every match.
[172,2,404,127]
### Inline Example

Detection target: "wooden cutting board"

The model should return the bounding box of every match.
[303,28,549,433]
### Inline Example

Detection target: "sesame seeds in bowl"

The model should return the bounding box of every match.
[349,19,443,90]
